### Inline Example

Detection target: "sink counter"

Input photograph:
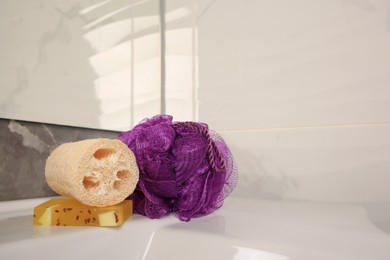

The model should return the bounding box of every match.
[1,197,390,260]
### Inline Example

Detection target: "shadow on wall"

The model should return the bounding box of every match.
[229,145,390,235]
[230,145,298,200]
[361,201,390,235]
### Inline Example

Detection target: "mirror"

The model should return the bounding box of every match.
[0,0,161,131]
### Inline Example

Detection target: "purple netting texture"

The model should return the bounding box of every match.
[118,115,238,221]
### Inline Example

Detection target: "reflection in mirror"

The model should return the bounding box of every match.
[0,0,161,131]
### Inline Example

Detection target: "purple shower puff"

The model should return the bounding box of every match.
[118,114,238,221]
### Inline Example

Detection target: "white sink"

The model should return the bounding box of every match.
[1,197,390,260]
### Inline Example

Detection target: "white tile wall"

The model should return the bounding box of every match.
[197,0,390,130]
[0,0,160,131]
[166,0,390,204]
[221,124,390,203]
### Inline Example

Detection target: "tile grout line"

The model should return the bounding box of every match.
[216,122,390,133]
[160,0,166,114]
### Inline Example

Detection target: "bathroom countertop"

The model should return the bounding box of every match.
[1,196,390,260]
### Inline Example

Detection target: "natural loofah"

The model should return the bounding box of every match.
[118,115,238,221]
[45,138,139,207]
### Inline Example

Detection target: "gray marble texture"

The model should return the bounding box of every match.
[0,118,119,201]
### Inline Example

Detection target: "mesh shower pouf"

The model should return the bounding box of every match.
[118,115,238,221]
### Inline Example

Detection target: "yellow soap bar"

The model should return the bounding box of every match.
[33,198,132,227]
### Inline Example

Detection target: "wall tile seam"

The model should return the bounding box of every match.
[216,122,390,133]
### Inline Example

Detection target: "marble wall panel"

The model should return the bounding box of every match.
[0,0,161,131]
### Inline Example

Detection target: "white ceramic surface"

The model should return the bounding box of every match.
[1,196,390,260]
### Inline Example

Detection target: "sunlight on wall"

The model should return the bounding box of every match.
[165,3,196,122]
[83,0,160,130]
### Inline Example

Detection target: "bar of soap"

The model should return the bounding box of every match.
[33,198,132,227]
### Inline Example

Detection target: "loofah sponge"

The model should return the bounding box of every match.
[45,138,139,207]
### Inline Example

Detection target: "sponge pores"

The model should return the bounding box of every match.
[45,138,139,207]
